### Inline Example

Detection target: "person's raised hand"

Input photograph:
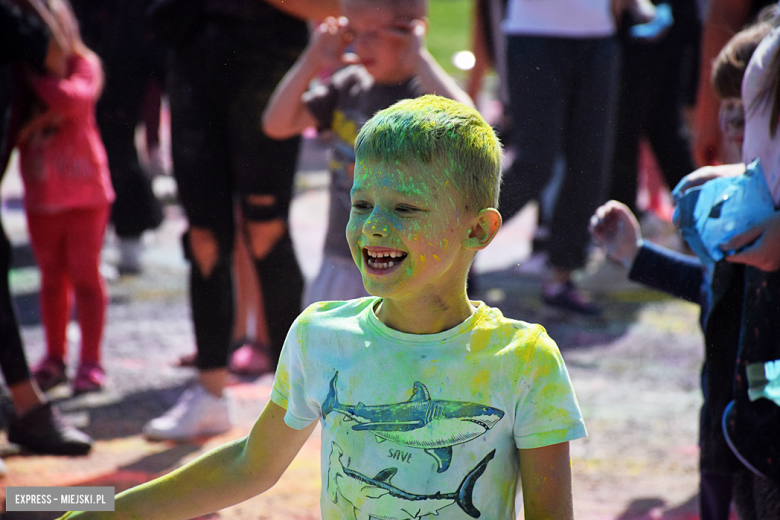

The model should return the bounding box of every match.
[589,200,643,269]
[306,17,358,71]
[722,212,780,272]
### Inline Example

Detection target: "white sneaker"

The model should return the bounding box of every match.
[143,385,231,441]
[117,237,143,275]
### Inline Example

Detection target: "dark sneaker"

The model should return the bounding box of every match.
[8,402,92,455]
[32,357,67,392]
[229,343,272,376]
[172,351,197,368]
[542,280,602,316]
[73,363,105,395]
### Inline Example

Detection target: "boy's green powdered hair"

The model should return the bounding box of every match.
[354,95,502,211]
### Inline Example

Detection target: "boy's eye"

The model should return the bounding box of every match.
[395,205,420,214]
[351,201,372,211]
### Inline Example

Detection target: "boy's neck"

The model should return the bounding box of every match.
[374,286,477,335]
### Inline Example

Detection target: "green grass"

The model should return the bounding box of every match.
[426,0,472,77]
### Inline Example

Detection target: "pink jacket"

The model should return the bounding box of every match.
[18,54,114,212]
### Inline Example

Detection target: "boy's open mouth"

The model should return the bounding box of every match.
[364,248,408,270]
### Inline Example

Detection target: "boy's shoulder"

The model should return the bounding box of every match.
[471,303,556,355]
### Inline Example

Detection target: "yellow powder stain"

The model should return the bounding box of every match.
[419,255,426,262]
[467,326,493,354]
[432,254,440,261]
[468,368,492,397]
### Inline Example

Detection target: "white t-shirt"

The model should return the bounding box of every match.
[503,0,616,38]
[271,297,587,520]
[742,26,780,207]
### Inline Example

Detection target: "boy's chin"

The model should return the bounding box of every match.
[366,65,415,84]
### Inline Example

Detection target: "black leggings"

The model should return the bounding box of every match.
[609,2,698,214]
[0,218,31,387]
[500,35,620,271]
[170,24,305,370]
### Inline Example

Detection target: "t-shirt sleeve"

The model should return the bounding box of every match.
[270,309,322,430]
[513,329,587,449]
[302,79,339,131]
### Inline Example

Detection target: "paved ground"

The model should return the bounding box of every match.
[0,138,708,520]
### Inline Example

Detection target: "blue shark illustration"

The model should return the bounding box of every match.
[322,372,504,472]
[327,441,495,520]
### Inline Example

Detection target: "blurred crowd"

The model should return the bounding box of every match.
[2,0,780,518]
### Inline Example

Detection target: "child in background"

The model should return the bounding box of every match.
[592,16,780,520]
[16,0,114,395]
[590,199,739,520]
[59,96,586,520]
[263,0,473,307]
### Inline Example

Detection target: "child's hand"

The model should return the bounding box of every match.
[589,200,642,269]
[722,212,780,272]
[306,17,359,72]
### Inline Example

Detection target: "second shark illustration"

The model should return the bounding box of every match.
[322,372,504,472]
[327,441,496,519]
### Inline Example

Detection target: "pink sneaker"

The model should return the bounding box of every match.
[33,357,67,392]
[73,363,105,395]
[229,343,272,376]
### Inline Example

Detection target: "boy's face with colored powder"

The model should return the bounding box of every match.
[347,158,474,304]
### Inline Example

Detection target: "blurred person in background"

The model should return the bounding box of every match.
[0,0,93,468]
[69,0,164,276]
[497,0,620,316]
[16,0,115,396]
[693,0,776,166]
[609,0,700,217]
[141,0,339,443]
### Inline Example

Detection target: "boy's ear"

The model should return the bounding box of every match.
[463,208,502,251]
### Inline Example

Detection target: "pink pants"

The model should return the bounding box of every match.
[26,205,110,365]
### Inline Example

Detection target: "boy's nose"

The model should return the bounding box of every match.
[363,214,390,237]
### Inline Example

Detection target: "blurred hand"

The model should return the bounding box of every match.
[306,17,359,71]
[589,200,643,269]
[671,163,746,202]
[722,212,780,272]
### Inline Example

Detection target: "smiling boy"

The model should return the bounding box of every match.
[59,96,585,520]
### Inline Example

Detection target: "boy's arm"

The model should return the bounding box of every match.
[629,241,704,304]
[60,401,316,520]
[402,21,474,108]
[518,442,574,520]
[262,17,353,139]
